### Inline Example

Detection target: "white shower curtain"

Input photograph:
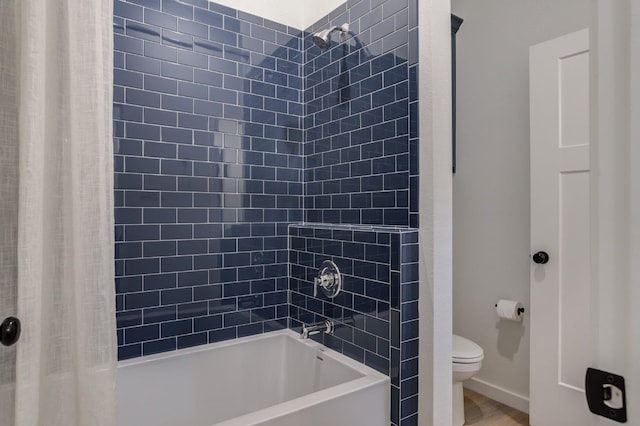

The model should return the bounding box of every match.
[1,0,118,424]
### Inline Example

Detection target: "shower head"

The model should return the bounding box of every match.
[312,29,333,50]
[312,24,349,50]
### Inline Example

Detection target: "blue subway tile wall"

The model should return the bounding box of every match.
[303,0,419,228]
[297,11,421,424]
[115,4,422,422]
[114,0,303,360]
[397,230,420,426]
[289,224,419,426]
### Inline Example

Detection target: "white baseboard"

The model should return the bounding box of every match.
[464,377,530,414]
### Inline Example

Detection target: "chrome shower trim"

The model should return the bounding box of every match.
[312,23,349,50]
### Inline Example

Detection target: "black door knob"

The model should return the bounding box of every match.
[532,251,550,264]
[1,316,21,347]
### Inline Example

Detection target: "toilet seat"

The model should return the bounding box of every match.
[452,334,484,364]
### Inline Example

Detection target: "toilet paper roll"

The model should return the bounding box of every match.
[496,299,524,321]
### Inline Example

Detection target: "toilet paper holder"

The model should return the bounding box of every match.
[495,303,525,315]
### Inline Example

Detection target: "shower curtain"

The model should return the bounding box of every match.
[0,0,117,424]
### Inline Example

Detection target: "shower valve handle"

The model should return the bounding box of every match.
[313,274,334,297]
[313,260,342,299]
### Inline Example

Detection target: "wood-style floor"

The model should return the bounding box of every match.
[463,389,530,426]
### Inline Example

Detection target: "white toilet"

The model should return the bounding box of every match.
[452,334,484,426]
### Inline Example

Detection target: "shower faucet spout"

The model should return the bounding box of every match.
[301,320,334,339]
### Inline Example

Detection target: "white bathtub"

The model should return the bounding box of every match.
[118,329,389,426]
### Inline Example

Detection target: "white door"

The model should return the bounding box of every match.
[529,28,594,425]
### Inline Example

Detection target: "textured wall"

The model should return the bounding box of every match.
[289,224,419,426]
[303,0,419,228]
[112,1,422,424]
[113,0,303,360]
[294,2,420,424]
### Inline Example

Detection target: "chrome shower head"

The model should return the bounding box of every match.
[313,29,333,50]
[312,24,349,50]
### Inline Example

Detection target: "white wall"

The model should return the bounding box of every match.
[451,0,590,409]
[627,1,640,423]
[418,0,453,423]
[209,0,346,30]
[594,0,639,423]
[629,3,640,421]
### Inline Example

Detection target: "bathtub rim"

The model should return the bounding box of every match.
[117,329,387,382]
[213,370,388,426]
[117,329,390,426]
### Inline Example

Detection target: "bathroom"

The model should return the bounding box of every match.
[0,0,637,425]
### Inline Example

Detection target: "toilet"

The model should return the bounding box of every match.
[452,334,484,426]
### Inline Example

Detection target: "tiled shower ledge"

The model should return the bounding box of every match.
[290,222,416,232]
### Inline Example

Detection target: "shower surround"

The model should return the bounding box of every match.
[113,0,303,359]
[303,0,419,228]
[113,0,419,424]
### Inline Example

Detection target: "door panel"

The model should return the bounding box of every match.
[529,28,593,425]
[560,52,590,148]
[558,171,590,390]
